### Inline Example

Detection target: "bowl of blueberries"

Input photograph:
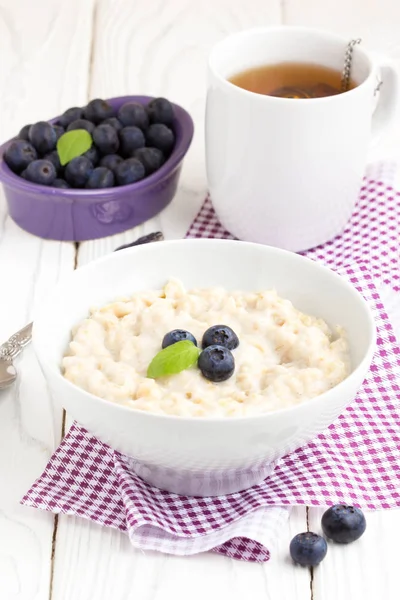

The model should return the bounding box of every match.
[0,96,194,241]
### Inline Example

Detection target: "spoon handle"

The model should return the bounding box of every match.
[0,322,33,361]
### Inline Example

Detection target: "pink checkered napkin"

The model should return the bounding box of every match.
[22,165,400,560]
[22,260,400,562]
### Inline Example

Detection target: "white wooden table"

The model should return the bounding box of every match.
[1,1,400,598]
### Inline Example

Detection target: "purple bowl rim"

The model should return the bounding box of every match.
[0,95,194,203]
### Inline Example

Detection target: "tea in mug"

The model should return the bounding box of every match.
[229,62,357,98]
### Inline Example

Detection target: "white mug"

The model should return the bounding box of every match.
[206,27,399,252]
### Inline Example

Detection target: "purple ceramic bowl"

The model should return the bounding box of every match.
[0,96,194,241]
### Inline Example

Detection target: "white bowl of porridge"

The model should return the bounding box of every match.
[33,239,376,496]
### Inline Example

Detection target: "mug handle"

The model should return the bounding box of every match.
[371,55,399,144]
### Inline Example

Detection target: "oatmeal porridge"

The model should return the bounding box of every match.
[62,278,350,417]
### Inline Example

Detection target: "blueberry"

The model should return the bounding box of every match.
[162,330,197,349]
[85,166,115,189]
[67,119,95,134]
[118,126,146,157]
[53,124,65,141]
[147,97,174,126]
[64,156,94,188]
[18,124,31,141]
[4,140,37,173]
[146,123,175,155]
[99,154,123,173]
[202,325,239,351]
[82,145,99,166]
[58,107,83,128]
[52,178,71,189]
[117,102,149,130]
[134,147,165,175]
[115,158,145,186]
[24,159,57,186]
[29,121,57,154]
[321,505,366,543]
[92,124,119,155]
[83,99,115,124]
[290,532,327,566]
[44,150,61,172]
[101,117,123,131]
[198,345,235,382]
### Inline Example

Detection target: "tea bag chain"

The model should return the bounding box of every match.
[341,38,362,92]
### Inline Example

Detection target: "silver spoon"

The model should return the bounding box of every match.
[0,360,18,389]
[0,232,164,390]
[0,322,33,389]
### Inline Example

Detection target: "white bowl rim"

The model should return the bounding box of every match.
[33,238,377,424]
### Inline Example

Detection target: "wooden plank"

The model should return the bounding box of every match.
[0,0,94,598]
[52,508,310,600]
[55,1,308,598]
[0,0,94,140]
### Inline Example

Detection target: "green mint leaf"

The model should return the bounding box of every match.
[57,129,92,166]
[147,340,201,379]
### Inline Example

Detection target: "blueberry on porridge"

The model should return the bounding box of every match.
[202,325,239,350]
[198,345,235,382]
[62,278,350,418]
[162,329,198,348]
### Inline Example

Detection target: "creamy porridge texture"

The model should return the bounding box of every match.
[62,279,350,417]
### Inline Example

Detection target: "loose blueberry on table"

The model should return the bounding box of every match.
[321,504,366,543]
[290,532,328,566]
[290,505,366,567]
[3,97,175,189]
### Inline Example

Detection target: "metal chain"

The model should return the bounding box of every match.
[341,38,362,92]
